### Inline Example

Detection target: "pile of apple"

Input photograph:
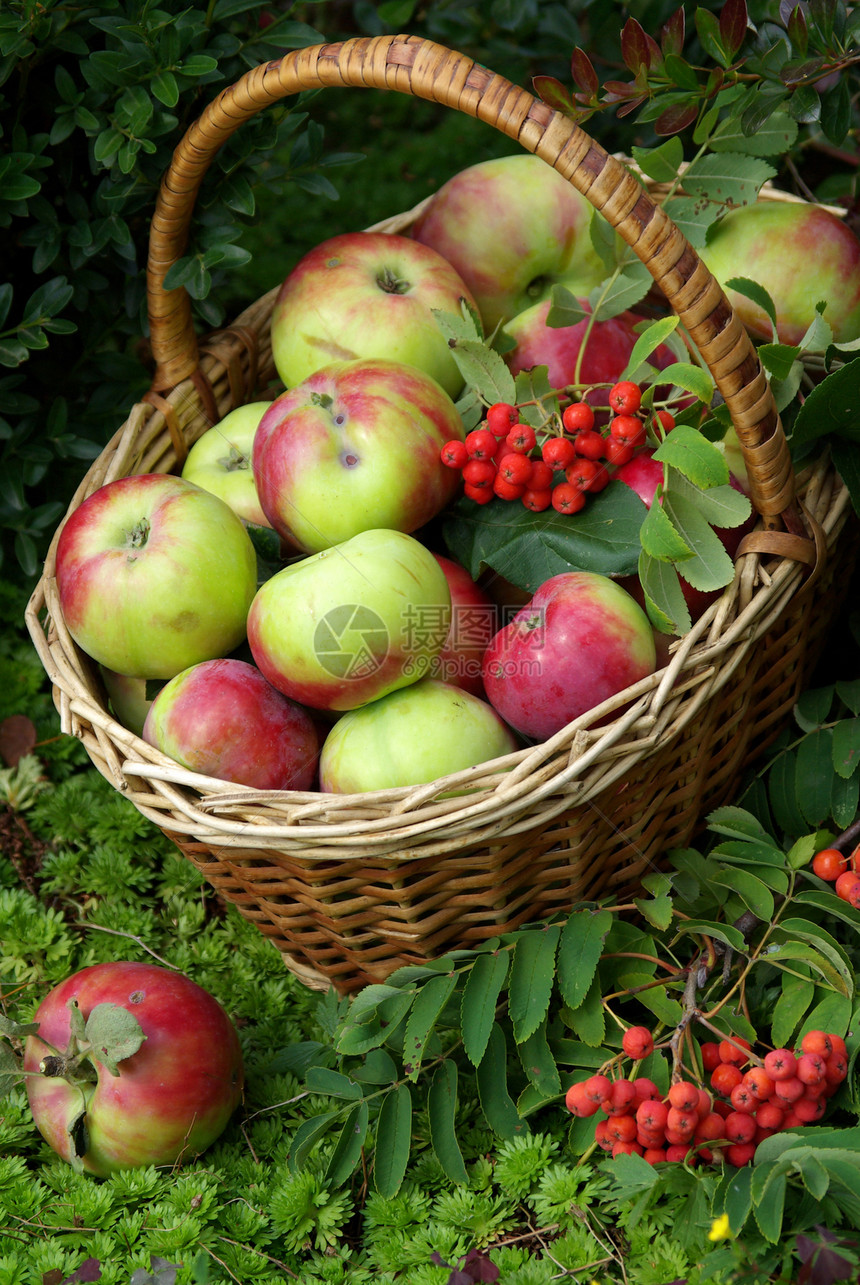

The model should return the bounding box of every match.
[54,154,860,797]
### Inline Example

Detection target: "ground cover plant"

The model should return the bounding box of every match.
[2,570,860,1283]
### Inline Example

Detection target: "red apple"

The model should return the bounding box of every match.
[252,358,464,554]
[502,297,674,400]
[699,199,860,344]
[482,571,657,741]
[142,657,319,790]
[55,473,258,679]
[319,677,519,792]
[247,528,452,712]
[269,230,477,398]
[411,154,606,332]
[23,962,243,1176]
[180,401,274,528]
[427,554,498,697]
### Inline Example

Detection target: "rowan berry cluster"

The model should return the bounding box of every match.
[564,1025,848,1168]
[440,383,675,515]
[811,844,860,906]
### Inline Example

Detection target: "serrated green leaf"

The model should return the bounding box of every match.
[770,967,815,1049]
[401,973,457,1081]
[288,1110,340,1172]
[796,685,836,728]
[682,152,776,206]
[662,195,723,248]
[831,770,860,829]
[621,315,680,380]
[633,891,673,931]
[662,491,735,591]
[796,993,852,1045]
[638,550,692,635]
[722,1163,753,1232]
[753,1169,786,1243]
[337,986,416,1057]
[653,425,730,487]
[448,338,516,406]
[710,111,799,156]
[656,361,715,403]
[764,942,850,995]
[85,1004,146,1075]
[460,950,510,1067]
[566,973,606,1046]
[373,1084,413,1197]
[589,259,652,322]
[768,749,807,837]
[837,679,860,714]
[476,1023,528,1139]
[708,805,772,842]
[304,1066,363,1099]
[674,920,747,952]
[795,729,835,827]
[711,837,788,867]
[631,137,686,183]
[518,1017,561,1099]
[710,868,774,920]
[428,1060,468,1185]
[776,919,854,987]
[758,342,802,381]
[639,495,694,562]
[832,717,860,779]
[433,305,483,345]
[509,925,560,1045]
[324,1099,368,1188]
[723,276,778,336]
[546,283,589,328]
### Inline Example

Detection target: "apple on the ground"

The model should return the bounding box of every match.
[23,961,243,1176]
[699,199,860,344]
[319,677,519,792]
[181,401,274,528]
[270,230,477,398]
[427,554,498,697]
[252,358,464,554]
[247,528,452,711]
[55,473,258,679]
[142,657,319,791]
[411,154,607,333]
[482,571,657,741]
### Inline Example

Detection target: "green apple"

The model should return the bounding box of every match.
[246,528,452,711]
[181,402,274,528]
[319,678,519,792]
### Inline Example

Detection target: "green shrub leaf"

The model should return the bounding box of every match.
[428,1060,468,1185]
[373,1085,413,1197]
[460,949,510,1067]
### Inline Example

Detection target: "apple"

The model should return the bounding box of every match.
[55,474,258,679]
[269,230,477,398]
[411,153,607,332]
[482,571,657,741]
[319,677,519,792]
[427,553,498,697]
[181,401,274,528]
[142,658,319,790]
[614,448,753,620]
[23,961,243,1177]
[252,358,464,554]
[698,199,860,344]
[247,528,452,711]
[502,297,674,399]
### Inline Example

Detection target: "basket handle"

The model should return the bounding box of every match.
[147,33,807,541]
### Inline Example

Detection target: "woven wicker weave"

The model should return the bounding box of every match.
[26,35,856,994]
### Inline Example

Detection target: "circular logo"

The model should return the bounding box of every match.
[313,604,389,680]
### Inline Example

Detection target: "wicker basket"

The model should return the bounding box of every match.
[26,35,856,994]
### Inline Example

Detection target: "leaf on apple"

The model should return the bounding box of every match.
[588,259,653,322]
[433,309,516,407]
[85,1003,147,1076]
[441,485,646,594]
[652,424,730,488]
[661,491,736,590]
[545,284,588,329]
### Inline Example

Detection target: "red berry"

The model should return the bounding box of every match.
[492,475,526,502]
[666,1107,696,1140]
[812,848,848,881]
[710,1063,743,1097]
[604,437,635,467]
[763,1048,798,1082]
[612,1141,643,1158]
[796,1052,826,1086]
[561,401,595,434]
[755,1102,784,1131]
[609,413,645,446]
[665,1144,695,1164]
[565,458,600,492]
[652,409,676,436]
[824,1053,848,1087]
[668,1081,699,1113]
[644,1147,667,1165]
[486,402,518,437]
[828,1034,848,1060]
[718,1037,751,1067]
[725,1111,757,1144]
[541,437,577,471]
[505,423,537,454]
[463,483,493,505]
[607,1079,638,1116]
[793,1095,825,1123]
[700,1043,721,1072]
[565,1081,598,1117]
[551,482,586,514]
[729,1082,757,1114]
[462,459,496,489]
[800,1030,833,1059]
[694,1112,725,1143]
[594,1119,613,1151]
[465,428,498,460]
[773,1076,805,1105]
[635,1099,668,1131]
[622,1026,655,1061]
[585,462,611,493]
[441,440,468,468]
[695,1087,713,1119]
[522,488,552,512]
[742,1068,775,1101]
[834,870,860,902]
[573,429,606,460]
[607,1114,638,1143]
[608,380,642,415]
[583,1074,613,1104]
[726,1142,756,1167]
[528,459,554,491]
[496,453,533,486]
[632,1077,661,1103]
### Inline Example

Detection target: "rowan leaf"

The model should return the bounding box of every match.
[428,1060,468,1184]
[661,491,735,591]
[517,1017,561,1099]
[509,924,560,1044]
[461,950,510,1067]
[638,550,692,635]
[639,498,694,562]
[653,426,729,488]
[682,152,776,206]
[402,972,457,1080]
[373,1085,413,1197]
[324,1099,368,1188]
[476,1023,528,1139]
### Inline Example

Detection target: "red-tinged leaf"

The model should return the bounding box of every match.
[786,4,809,54]
[604,79,643,100]
[617,96,651,118]
[533,75,575,114]
[661,5,686,58]
[719,0,749,60]
[0,714,36,767]
[655,99,700,134]
[571,46,599,96]
[621,16,662,72]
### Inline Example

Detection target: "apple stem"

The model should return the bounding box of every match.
[376,266,411,295]
[126,517,150,550]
